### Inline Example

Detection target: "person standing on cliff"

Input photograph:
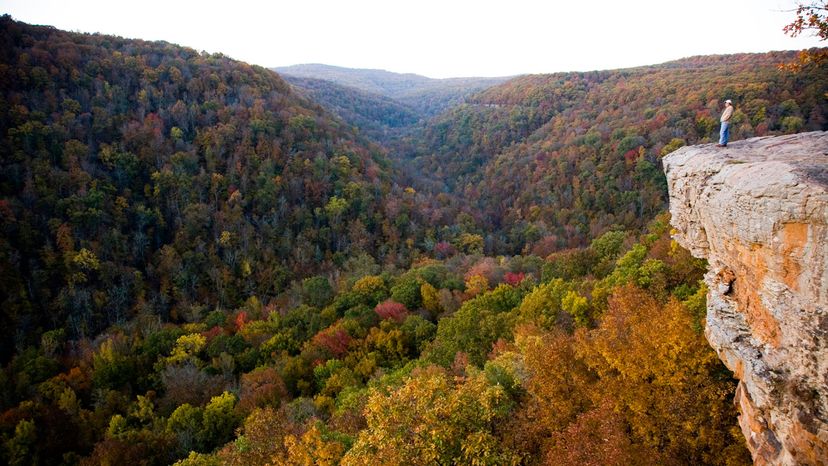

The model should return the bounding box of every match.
[717,99,734,147]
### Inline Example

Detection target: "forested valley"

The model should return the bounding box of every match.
[1,15,827,465]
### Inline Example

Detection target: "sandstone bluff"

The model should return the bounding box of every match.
[665,132,828,465]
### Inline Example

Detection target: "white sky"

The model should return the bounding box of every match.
[1,0,824,78]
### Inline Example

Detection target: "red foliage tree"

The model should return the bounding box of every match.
[311,326,352,358]
[374,300,409,323]
[234,311,248,331]
[504,272,526,286]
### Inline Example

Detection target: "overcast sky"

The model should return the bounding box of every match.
[1,0,824,78]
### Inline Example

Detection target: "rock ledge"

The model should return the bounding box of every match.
[664,132,828,465]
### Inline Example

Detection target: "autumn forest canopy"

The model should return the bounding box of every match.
[0,15,826,465]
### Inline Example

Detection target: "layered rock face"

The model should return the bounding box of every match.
[664,132,828,465]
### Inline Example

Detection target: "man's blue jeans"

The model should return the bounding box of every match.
[719,121,730,145]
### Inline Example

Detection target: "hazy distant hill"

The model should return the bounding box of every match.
[281,75,421,142]
[274,63,510,116]
[274,63,435,96]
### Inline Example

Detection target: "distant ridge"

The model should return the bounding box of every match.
[274,63,435,95]
[274,63,511,116]
[282,74,421,142]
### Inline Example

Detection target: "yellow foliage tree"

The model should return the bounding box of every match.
[216,407,293,466]
[342,366,520,465]
[464,274,489,297]
[561,290,590,327]
[514,325,594,432]
[352,275,385,295]
[517,278,569,328]
[574,285,749,465]
[278,423,346,466]
[166,333,207,366]
[457,233,484,254]
[420,282,442,316]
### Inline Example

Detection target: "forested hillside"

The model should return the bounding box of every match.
[274,63,509,116]
[405,51,828,254]
[0,16,427,359]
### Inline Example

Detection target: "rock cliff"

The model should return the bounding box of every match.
[664,132,828,465]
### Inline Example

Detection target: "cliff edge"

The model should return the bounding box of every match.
[664,132,828,465]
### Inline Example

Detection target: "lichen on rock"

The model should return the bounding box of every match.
[664,132,828,465]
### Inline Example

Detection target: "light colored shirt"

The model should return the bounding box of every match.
[720,105,734,123]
